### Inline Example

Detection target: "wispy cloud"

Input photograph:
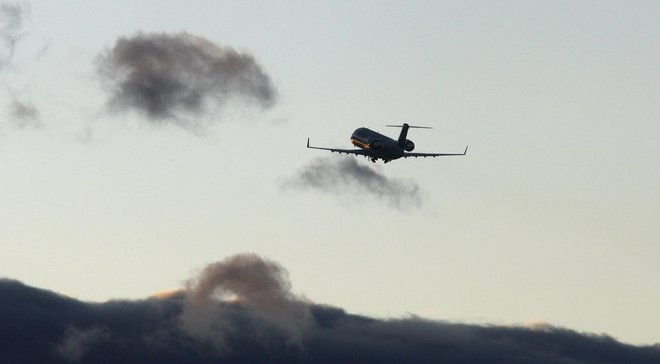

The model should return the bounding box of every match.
[8,98,40,128]
[56,327,111,362]
[0,2,28,67]
[285,157,422,209]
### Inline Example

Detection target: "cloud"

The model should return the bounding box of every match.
[8,98,40,128]
[181,253,311,351]
[1,3,45,133]
[96,32,277,126]
[56,327,111,362]
[286,157,422,208]
[1,255,659,363]
[305,308,660,364]
[0,2,28,67]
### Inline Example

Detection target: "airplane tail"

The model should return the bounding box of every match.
[386,123,433,147]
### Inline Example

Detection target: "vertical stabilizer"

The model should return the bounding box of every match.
[397,123,410,147]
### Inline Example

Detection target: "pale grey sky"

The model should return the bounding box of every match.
[1,0,658,345]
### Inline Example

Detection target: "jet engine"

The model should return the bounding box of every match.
[403,139,415,151]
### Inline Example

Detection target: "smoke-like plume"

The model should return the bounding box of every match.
[0,2,27,67]
[287,157,421,208]
[96,32,276,125]
[181,254,311,350]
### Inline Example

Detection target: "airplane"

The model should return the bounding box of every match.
[307,123,468,163]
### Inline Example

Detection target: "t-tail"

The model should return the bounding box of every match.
[386,123,433,147]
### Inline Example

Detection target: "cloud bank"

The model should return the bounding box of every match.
[286,157,422,208]
[1,253,658,363]
[96,32,276,125]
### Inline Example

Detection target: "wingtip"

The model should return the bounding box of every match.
[464,145,469,155]
[307,138,310,148]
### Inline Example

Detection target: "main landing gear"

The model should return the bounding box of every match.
[370,158,390,163]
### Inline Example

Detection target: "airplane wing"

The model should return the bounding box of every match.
[306,138,370,156]
[402,146,468,158]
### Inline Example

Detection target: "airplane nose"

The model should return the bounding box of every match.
[350,135,370,149]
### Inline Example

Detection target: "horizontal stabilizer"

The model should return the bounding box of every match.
[386,124,433,129]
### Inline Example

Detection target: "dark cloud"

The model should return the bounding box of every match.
[8,98,40,127]
[286,157,422,208]
[96,32,277,125]
[0,2,28,67]
[1,253,658,364]
[306,309,660,364]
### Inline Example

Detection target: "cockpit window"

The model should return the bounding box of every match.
[354,128,369,138]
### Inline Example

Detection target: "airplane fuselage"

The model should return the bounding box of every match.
[350,127,405,161]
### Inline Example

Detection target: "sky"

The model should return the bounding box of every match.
[1,0,658,352]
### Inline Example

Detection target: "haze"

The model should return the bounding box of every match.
[1,0,658,349]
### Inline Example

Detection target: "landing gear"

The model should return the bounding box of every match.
[370,158,377,163]
[383,159,390,164]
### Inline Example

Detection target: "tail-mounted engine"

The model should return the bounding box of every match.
[403,139,415,151]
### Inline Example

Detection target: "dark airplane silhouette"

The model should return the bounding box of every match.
[307,123,467,163]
